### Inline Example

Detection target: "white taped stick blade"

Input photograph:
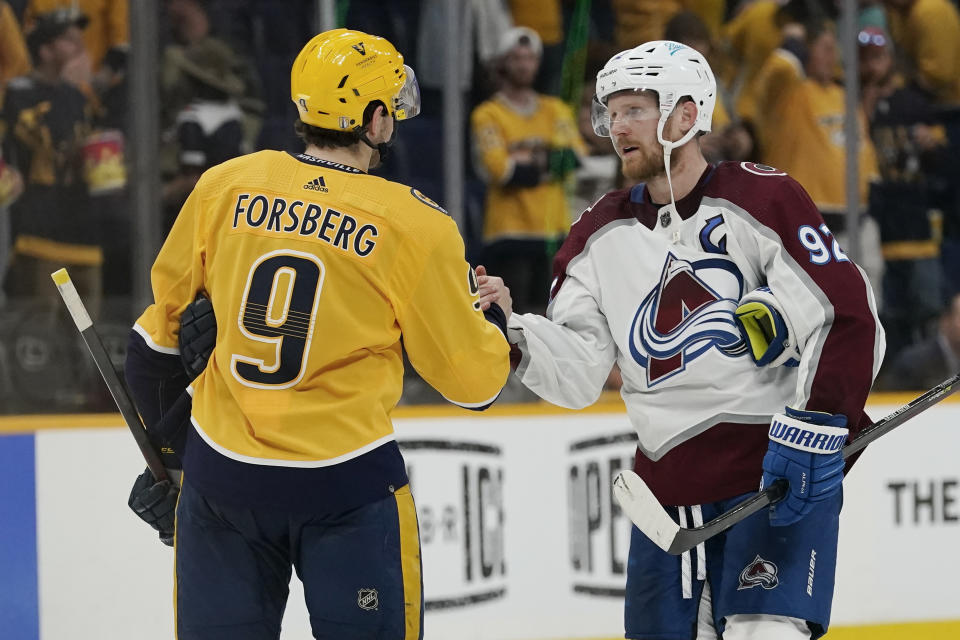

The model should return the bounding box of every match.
[613,470,680,553]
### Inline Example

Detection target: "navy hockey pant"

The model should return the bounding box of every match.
[173,478,423,640]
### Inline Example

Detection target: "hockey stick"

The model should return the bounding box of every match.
[613,372,960,555]
[50,268,169,483]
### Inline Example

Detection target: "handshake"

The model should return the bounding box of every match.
[475,265,514,320]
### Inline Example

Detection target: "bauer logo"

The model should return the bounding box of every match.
[567,431,637,597]
[400,439,506,610]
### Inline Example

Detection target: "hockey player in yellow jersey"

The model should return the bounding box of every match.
[123,28,511,640]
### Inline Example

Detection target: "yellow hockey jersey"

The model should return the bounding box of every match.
[471,94,586,242]
[134,151,510,468]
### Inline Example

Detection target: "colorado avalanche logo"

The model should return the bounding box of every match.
[628,253,746,386]
[738,555,780,590]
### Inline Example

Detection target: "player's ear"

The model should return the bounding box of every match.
[681,100,698,134]
[368,103,391,142]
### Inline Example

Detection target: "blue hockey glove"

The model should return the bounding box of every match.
[762,407,848,527]
[734,287,801,367]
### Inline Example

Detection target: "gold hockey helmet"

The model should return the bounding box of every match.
[291,28,420,131]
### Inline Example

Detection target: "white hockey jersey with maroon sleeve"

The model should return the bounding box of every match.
[507,162,885,506]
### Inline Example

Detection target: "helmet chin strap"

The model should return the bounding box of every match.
[656,111,699,229]
[361,118,399,164]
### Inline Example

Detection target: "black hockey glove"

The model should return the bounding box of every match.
[179,293,216,380]
[128,468,179,546]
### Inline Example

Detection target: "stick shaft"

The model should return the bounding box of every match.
[841,373,958,459]
[51,269,169,482]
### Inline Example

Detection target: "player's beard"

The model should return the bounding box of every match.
[621,143,672,183]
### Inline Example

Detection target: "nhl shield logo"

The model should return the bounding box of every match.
[357,588,379,610]
[352,42,366,55]
[738,555,780,590]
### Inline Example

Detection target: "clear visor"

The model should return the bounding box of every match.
[591,93,661,137]
[394,64,421,121]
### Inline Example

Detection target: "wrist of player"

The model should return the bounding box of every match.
[734,286,800,367]
[762,407,848,527]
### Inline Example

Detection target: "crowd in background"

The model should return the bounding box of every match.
[1,0,958,413]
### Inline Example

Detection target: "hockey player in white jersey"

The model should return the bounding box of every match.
[482,42,885,639]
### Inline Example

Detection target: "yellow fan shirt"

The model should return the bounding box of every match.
[471,94,586,242]
[763,79,878,212]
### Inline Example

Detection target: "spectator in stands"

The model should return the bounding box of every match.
[159,0,262,236]
[1,7,99,311]
[0,1,29,296]
[161,0,263,121]
[721,0,825,136]
[860,26,949,357]
[612,0,725,50]
[471,27,585,314]
[24,0,126,70]
[721,0,785,125]
[879,292,960,390]
[162,0,261,149]
[0,0,31,103]
[761,18,884,295]
[88,42,128,297]
[859,0,888,31]
[24,1,112,106]
[160,37,251,236]
[885,0,960,303]
[507,0,564,95]
[884,0,960,105]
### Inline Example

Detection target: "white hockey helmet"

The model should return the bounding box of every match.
[591,40,716,148]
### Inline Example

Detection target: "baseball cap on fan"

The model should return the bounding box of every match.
[26,7,89,54]
[497,26,543,58]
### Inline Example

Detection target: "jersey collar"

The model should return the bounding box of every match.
[629,164,716,225]
[288,152,366,174]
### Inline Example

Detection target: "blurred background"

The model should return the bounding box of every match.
[1,3,959,639]
[1,0,959,416]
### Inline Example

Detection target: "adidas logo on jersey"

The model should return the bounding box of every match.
[303,176,328,192]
